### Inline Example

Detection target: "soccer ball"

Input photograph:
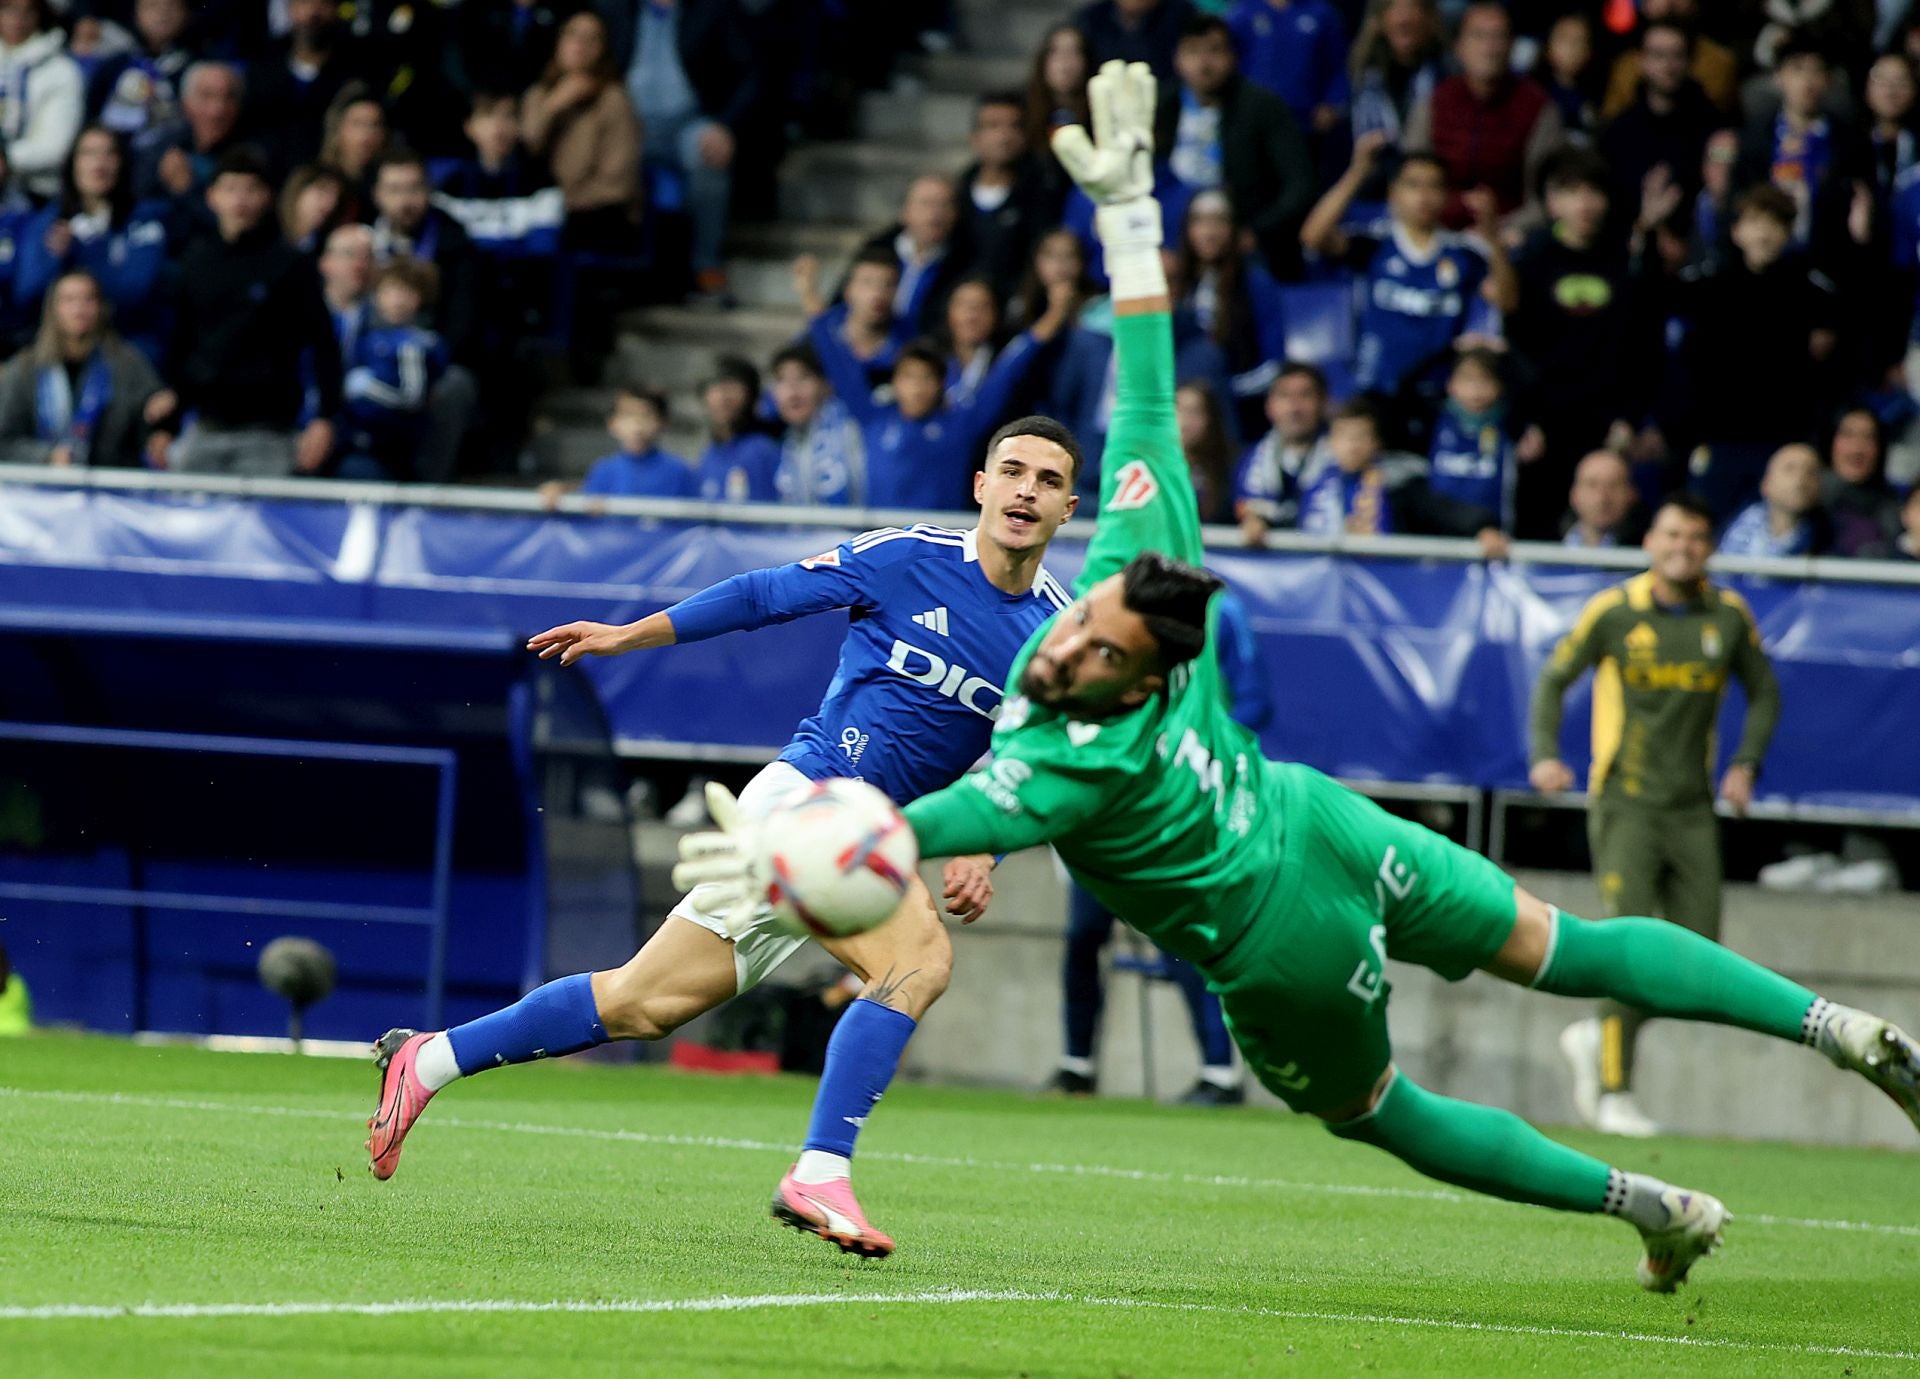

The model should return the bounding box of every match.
[756,779,919,939]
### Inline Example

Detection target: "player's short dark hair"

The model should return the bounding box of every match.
[1653,490,1715,531]
[1121,551,1223,671]
[373,254,439,306]
[706,354,761,397]
[848,246,902,279]
[984,414,1085,485]
[374,146,428,182]
[616,386,668,421]
[1731,183,1797,230]
[1274,361,1328,396]
[211,144,272,187]
[1179,14,1233,44]
[770,341,825,378]
[1773,27,1828,69]
[1540,146,1611,197]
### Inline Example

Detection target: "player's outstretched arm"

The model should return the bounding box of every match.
[528,538,888,666]
[1054,61,1204,587]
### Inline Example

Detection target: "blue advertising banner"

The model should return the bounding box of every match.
[2,485,1916,809]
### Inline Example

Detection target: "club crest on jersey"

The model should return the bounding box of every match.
[1108,460,1159,511]
[801,549,841,570]
[1701,625,1722,659]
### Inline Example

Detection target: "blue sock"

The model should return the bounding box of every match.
[803,998,917,1157]
[445,972,610,1075]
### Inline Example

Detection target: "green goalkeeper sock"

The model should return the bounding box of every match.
[1330,1072,1611,1212]
[1534,912,1818,1043]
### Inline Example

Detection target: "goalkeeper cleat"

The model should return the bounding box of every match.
[1635,1187,1728,1293]
[771,1167,896,1259]
[366,1027,437,1181]
[1817,1005,1920,1134]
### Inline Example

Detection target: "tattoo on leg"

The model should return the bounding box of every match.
[863,965,920,1011]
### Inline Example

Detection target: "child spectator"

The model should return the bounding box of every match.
[1301,396,1508,552]
[0,269,172,469]
[1235,361,1332,541]
[1428,346,1516,534]
[540,389,696,509]
[1227,0,1350,142]
[15,126,171,366]
[1403,2,1562,231]
[279,163,347,256]
[694,356,782,503]
[1301,138,1517,400]
[0,0,84,200]
[1663,185,1837,521]
[807,288,1072,510]
[769,342,865,507]
[164,147,339,477]
[1024,22,1092,197]
[1561,448,1646,548]
[1537,11,1601,141]
[1171,189,1287,430]
[1506,148,1647,537]
[1176,380,1235,522]
[520,10,640,254]
[794,248,908,394]
[953,92,1058,305]
[1734,30,1869,260]
[433,93,564,262]
[339,256,449,481]
[87,0,193,139]
[1823,407,1903,557]
[1719,442,1831,556]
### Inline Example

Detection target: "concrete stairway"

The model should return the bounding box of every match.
[526,0,1062,476]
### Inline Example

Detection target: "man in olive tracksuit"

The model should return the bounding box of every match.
[1530,491,1781,1136]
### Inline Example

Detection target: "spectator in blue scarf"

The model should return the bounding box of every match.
[0,269,172,469]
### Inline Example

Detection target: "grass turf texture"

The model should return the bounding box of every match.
[3,1035,1917,1378]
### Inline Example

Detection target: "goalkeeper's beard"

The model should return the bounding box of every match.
[1018,655,1136,719]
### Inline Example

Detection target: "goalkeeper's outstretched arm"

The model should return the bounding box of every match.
[1055,61,1205,588]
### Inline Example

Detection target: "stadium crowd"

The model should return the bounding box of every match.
[2,0,1919,560]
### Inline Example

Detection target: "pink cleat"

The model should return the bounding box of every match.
[366,1028,437,1180]
[771,1167,896,1259]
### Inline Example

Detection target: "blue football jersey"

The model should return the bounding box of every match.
[1427,404,1514,528]
[1347,220,1490,394]
[664,524,1072,803]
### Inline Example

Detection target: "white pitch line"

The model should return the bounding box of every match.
[0,1289,1916,1364]
[5,1086,1919,1239]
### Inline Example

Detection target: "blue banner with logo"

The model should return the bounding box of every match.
[2,486,1916,809]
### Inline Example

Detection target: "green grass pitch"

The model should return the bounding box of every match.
[3,1033,1918,1378]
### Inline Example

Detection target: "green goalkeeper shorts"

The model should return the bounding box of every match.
[1207,764,1519,1116]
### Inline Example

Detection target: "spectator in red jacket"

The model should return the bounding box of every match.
[1403,2,1562,232]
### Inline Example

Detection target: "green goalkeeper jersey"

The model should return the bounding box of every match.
[902,307,1297,971]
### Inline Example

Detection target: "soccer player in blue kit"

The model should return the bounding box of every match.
[364,415,1082,1258]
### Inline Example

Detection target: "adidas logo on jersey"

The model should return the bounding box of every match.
[910,607,951,636]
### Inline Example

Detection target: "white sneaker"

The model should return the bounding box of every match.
[1635,1186,1728,1292]
[665,777,713,828]
[1757,852,1839,891]
[1811,859,1898,896]
[1594,1092,1661,1138]
[1559,1018,1602,1126]
[1817,1005,1920,1135]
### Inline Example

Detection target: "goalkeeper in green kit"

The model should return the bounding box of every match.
[680,62,1920,1291]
